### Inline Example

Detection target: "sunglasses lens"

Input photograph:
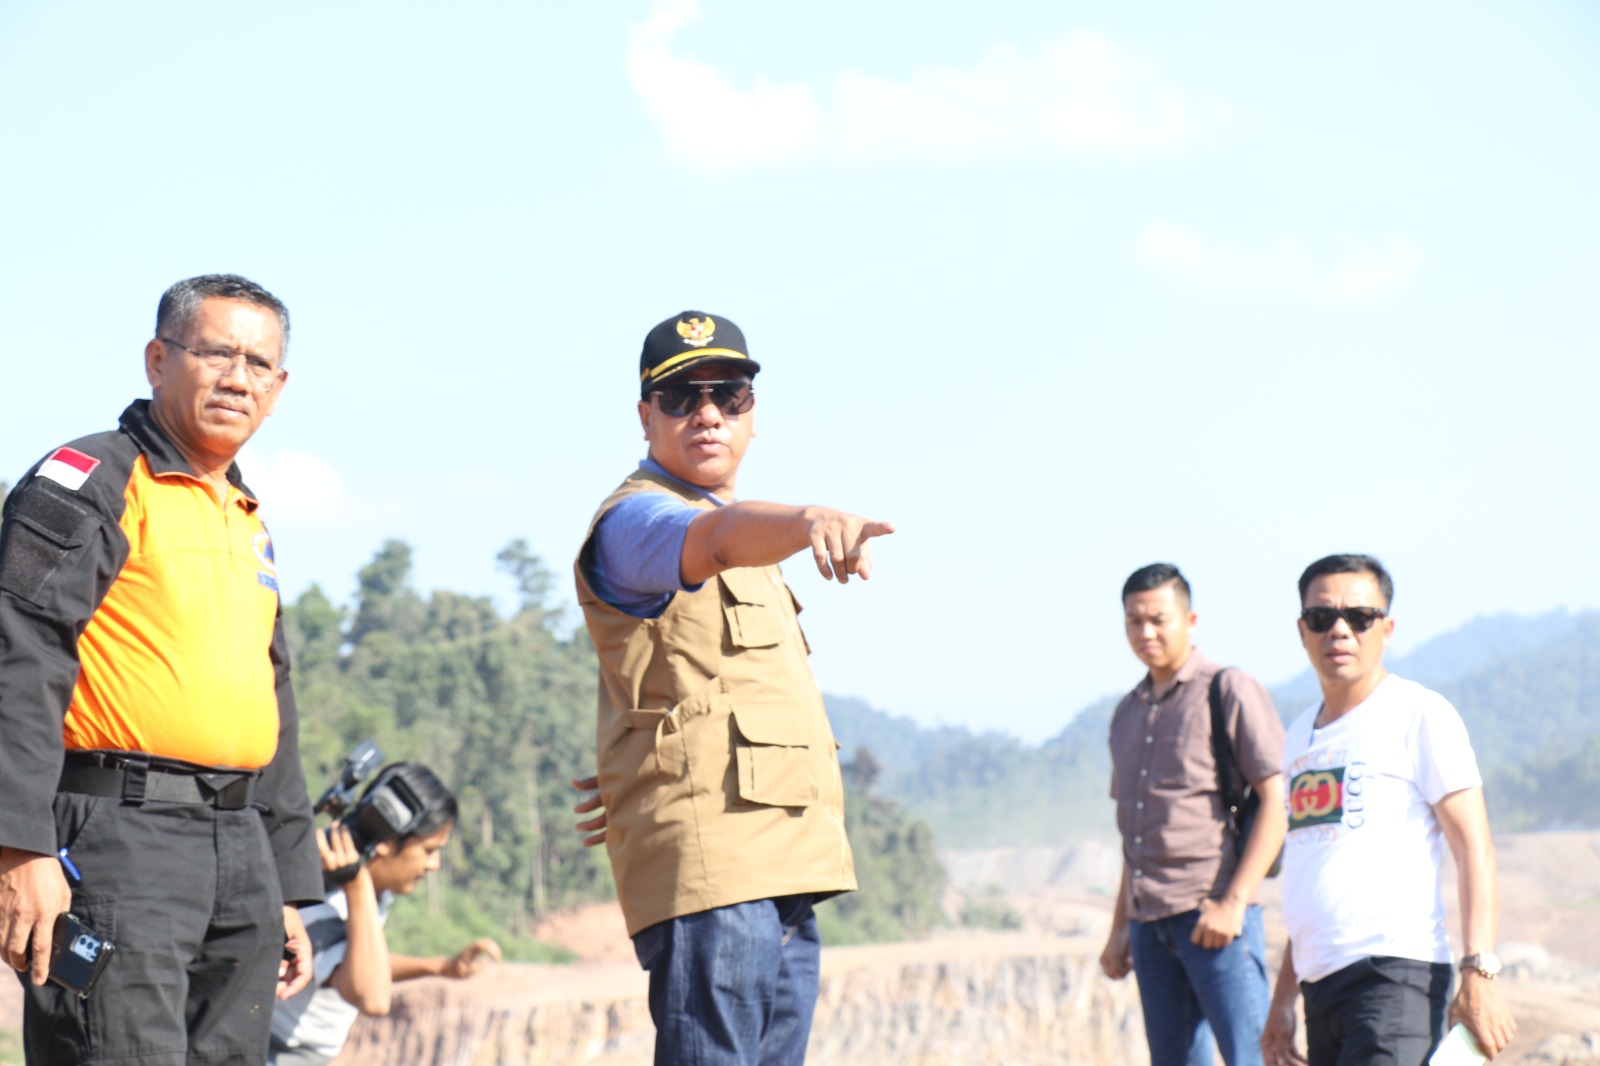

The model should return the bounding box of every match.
[1303,607,1383,633]
[716,382,754,414]
[1304,607,1339,633]
[654,381,753,416]
[1346,608,1380,633]
[653,384,696,416]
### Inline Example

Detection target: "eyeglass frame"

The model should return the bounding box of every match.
[647,378,755,418]
[159,337,285,390]
[1300,605,1388,634]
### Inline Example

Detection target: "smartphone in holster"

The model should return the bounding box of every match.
[44,913,115,999]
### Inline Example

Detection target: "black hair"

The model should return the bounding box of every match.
[1122,562,1191,608]
[363,762,457,842]
[1298,554,1394,609]
[155,273,291,362]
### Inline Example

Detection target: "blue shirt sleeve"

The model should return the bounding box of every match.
[585,492,707,619]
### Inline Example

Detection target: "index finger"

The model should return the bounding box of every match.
[860,520,895,539]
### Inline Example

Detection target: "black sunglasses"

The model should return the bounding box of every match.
[650,379,755,418]
[1301,606,1387,634]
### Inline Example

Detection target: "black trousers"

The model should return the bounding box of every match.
[1301,955,1452,1066]
[21,791,284,1065]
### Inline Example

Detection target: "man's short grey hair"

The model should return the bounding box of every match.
[155,274,291,364]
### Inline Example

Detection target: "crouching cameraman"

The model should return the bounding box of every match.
[268,763,501,1066]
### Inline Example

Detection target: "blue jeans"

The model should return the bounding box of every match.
[632,895,820,1066]
[1128,904,1268,1066]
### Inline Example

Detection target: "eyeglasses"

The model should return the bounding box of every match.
[1301,606,1387,634]
[160,337,283,389]
[649,379,754,418]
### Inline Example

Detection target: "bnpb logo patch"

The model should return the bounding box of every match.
[254,532,279,592]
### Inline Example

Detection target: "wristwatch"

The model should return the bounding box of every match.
[1458,951,1502,979]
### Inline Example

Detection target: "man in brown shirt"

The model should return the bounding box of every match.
[1101,563,1288,1066]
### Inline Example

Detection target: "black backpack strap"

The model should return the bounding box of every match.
[1208,668,1244,834]
[1209,667,1284,878]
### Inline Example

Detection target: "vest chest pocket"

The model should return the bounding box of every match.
[732,704,818,808]
[719,567,788,650]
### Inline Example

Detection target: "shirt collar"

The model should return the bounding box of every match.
[119,399,257,510]
[1134,647,1209,699]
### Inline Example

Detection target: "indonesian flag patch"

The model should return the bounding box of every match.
[38,447,101,491]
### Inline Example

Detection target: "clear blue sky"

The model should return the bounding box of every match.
[3,1,1596,741]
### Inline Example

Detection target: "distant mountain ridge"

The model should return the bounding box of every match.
[827,609,1599,847]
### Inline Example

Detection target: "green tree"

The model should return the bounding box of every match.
[497,538,559,627]
[347,539,425,646]
[817,747,949,945]
[290,540,610,959]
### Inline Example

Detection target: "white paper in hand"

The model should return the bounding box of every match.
[1429,1023,1487,1066]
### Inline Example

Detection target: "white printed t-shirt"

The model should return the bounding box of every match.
[269,888,394,1060]
[1280,674,1482,984]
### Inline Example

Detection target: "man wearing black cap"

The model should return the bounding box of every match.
[573,311,894,1065]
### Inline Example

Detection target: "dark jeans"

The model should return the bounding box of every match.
[1128,904,1268,1066]
[20,792,284,1065]
[633,895,820,1066]
[1301,955,1452,1066]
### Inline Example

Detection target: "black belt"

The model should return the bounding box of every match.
[58,751,261,810]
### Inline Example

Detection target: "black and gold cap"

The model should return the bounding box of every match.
[639,311,760,396]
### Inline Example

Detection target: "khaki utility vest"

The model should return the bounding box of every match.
[574,469,857,936]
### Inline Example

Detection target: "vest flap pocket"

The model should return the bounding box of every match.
[732,705,818,808]
[727,603,785,649]
[721,568,787,649]
[719,567,777,606]
[732,704,811,746]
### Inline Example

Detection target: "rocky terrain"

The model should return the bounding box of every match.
[3,831,1597,1064]
[331,933,1145,1065]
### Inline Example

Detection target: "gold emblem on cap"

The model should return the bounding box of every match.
[677,316,716,348]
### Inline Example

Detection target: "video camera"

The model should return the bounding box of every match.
[313,740,430,858]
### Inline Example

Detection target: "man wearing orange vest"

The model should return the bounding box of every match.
[0,274,321,1064]
[574,310,894,1065]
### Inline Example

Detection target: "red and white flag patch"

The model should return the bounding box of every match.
[38,447,101,491]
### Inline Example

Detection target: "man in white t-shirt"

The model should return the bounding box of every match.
[1261,555,1515,1066]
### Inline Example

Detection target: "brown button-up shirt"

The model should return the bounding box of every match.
[1108,648,1284,921]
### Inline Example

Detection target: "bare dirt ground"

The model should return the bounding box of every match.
[532,899,637,966]
[3,829,1597,1064]
[943,832,1600,1062]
